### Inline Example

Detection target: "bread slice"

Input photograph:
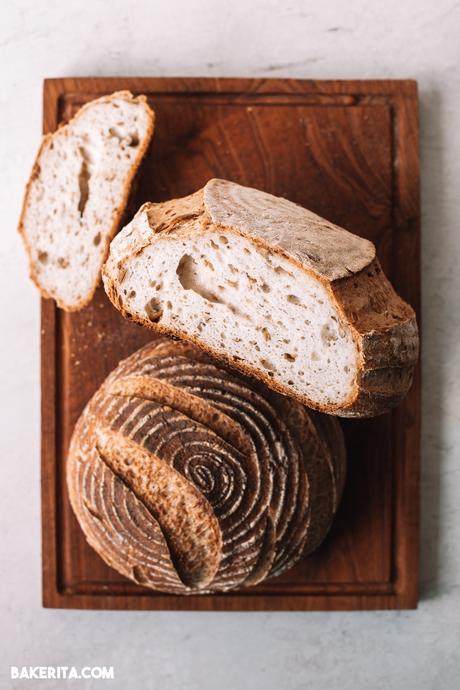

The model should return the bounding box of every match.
[102,179,419,417]
[19,91,154,311]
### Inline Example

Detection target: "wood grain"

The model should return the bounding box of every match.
[41,77,420,610]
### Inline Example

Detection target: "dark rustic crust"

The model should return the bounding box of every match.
[332,259,418,416]
[18,91,155,312]
[67,340,346,594]
[102,184,419,417]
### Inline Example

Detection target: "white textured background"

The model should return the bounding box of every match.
[1,0,459,688]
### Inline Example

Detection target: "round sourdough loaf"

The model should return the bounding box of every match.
[67,339,346,593]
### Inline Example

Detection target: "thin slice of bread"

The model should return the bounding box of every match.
[19,91,154,311]
[102,179,419,418]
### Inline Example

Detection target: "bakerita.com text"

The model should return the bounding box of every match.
[11,666,114,680]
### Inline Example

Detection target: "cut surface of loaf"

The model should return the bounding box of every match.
[19,91,154,311]
[103,179,419,417]
[67,339,346,594]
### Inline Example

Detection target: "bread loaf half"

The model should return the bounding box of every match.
[19,91,154,311]
[67,339,346,593]
[102,179,419,417]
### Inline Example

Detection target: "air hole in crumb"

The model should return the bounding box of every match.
[128,133,140,147]
[176,254,222,304]
[287,294,301,305]
[203,258,215,271]
[166,301,172,309]
[128,290,136,299]
[261,283,270,293]
[287,380,294,385]
[311,352,320,361]
[38,251,48,264]
[219,235,229,245]
[260,358,275,371]
[344,365,350,373]
[283,353,297,362]
[210,239,219,250]
[93,232,102,246]
[145,298,163,322]
[321,323,338,345]
[57,257,69,268]
[274,265,292,276]
[77,147,91,216]
[261,327,271,341]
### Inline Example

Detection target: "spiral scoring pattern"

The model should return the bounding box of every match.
[67,339,346,593]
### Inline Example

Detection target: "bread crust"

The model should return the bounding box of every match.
[18,90,155,311]
[67,339,346,593]
[102,180,419,417]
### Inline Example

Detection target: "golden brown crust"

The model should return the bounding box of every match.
[95,427,222,587]
[18,91,155,312]
[67,339,346,593]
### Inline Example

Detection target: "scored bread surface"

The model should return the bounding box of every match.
[102,179,419,417]
[67,339,346,594]
[19,91,155,311]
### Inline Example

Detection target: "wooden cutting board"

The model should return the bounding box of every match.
[41,77,420,610]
